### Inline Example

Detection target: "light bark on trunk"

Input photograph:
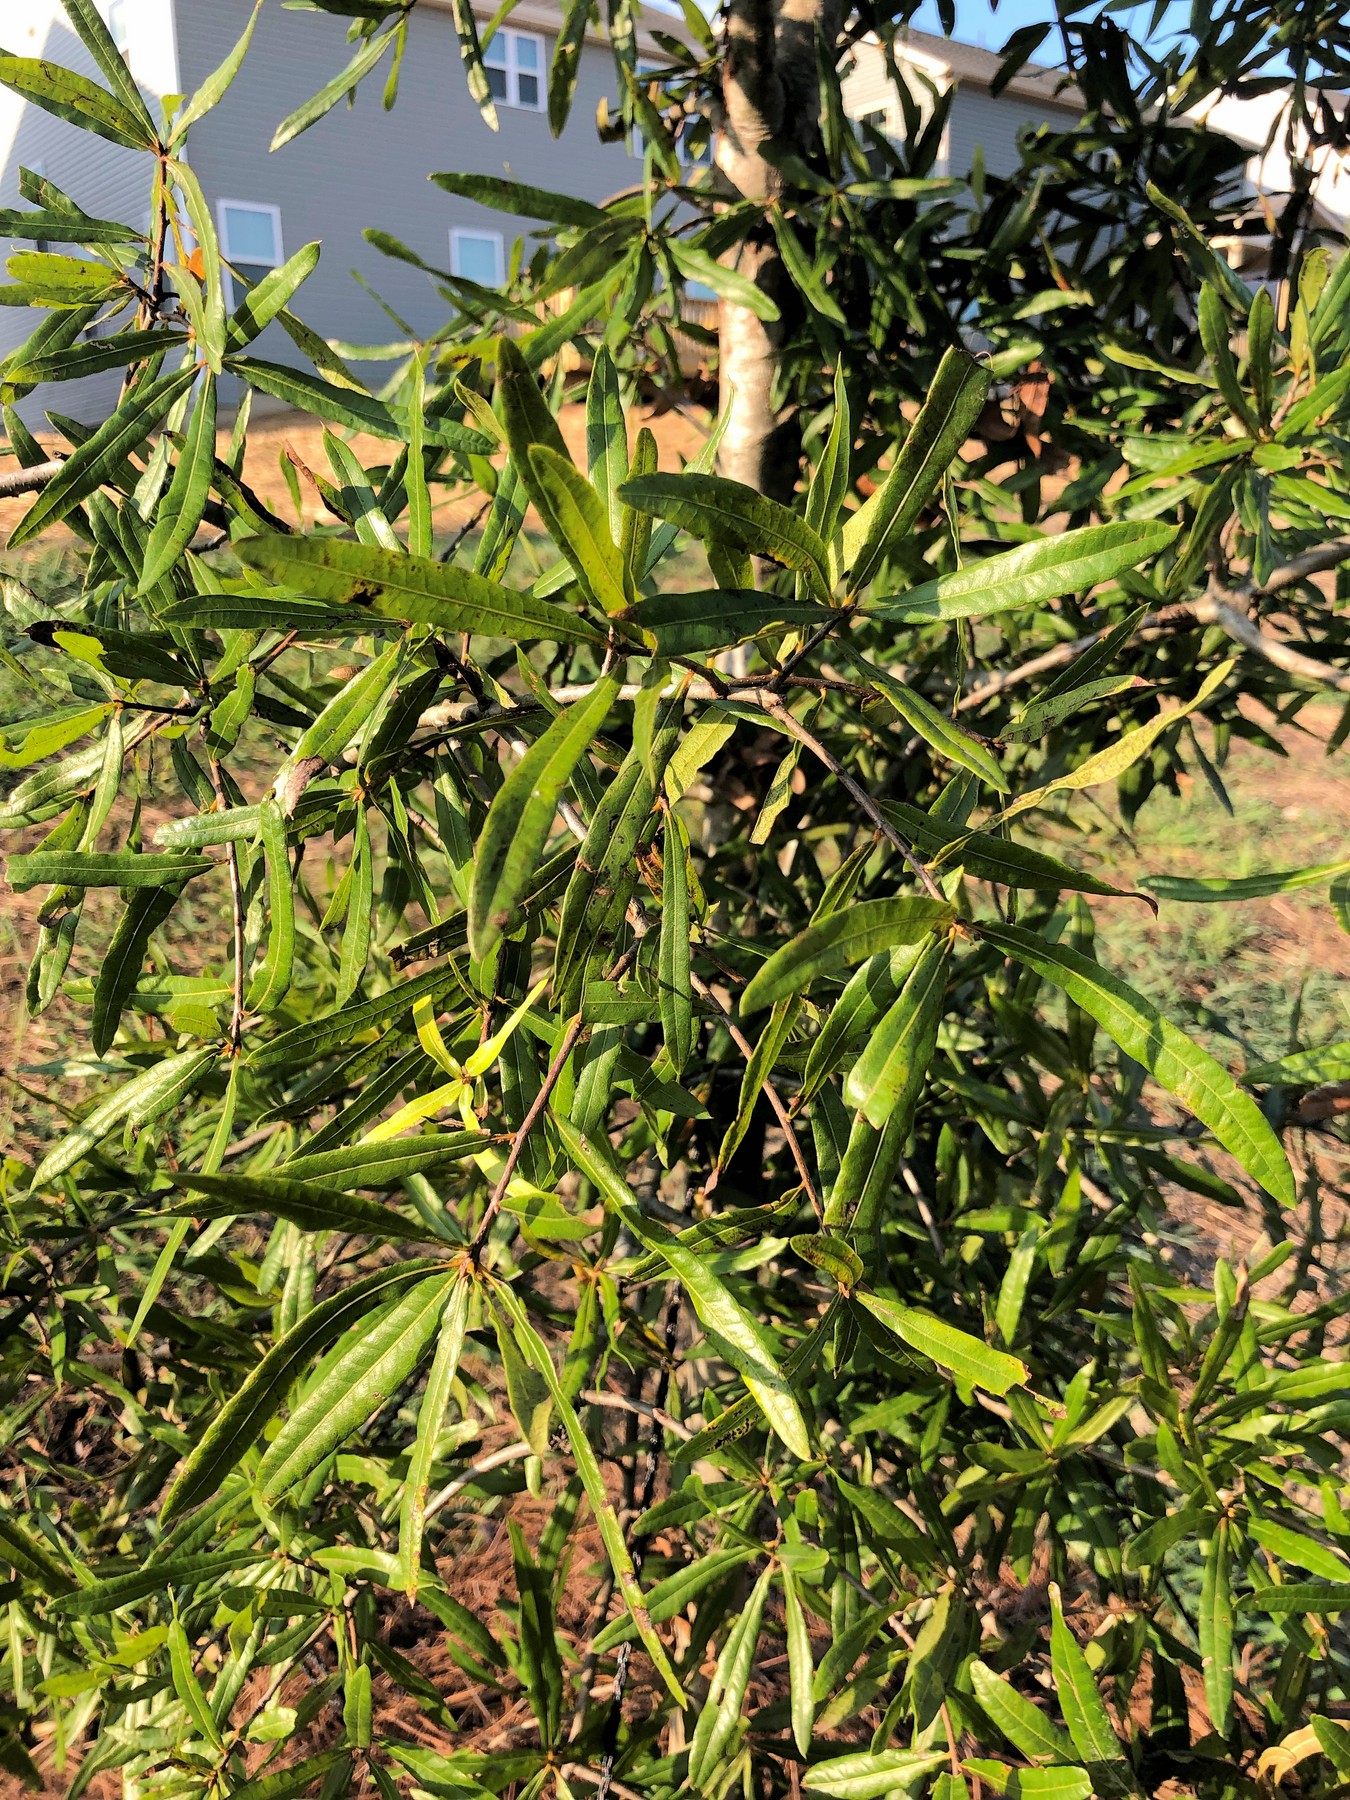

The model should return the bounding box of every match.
[714,0,836,500]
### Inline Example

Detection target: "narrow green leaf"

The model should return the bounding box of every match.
[224,243,322,350]
[92,881,186,1056]
[167,158,226,372]
[258,1269,460,1500]
[1244,1043,1350,1086]
[555,1118,813,1460]
[430,170,607,227]
[167,1617,223,1748]
[1240,1583,1350,1614]
[9,367,197,547]
[50,1550,268,1617]
[880,800,1142,900]
[7,327,180,386]
[669,238,781,322]
[1141,858,1350,902]
[172,0,262,139]
[845,645,1006,789]
[397,1278,471,1596]
[782,1564,815,1757]
[628,589,832,656]
[980,922,1295,1206]
[239,534,604,646]
[970,1659,1077,1763]
[162,1259,446,1519]
[166,1169,432,1242]
[870,522,1176,625]
[141,374,217,592]
[1048,1582,1129,1770]
[245,800,295,1013]
[492,1282,687,1704]
[31,1046,216,1190]
[688,1567,772,1784]
[857,1291,1028,1394]
[804,1751,948,1799]
[591,1547,758,1651]
[660,807,694,1077]
[842,347,990,593]
[469,675,617,962]
[618,472,831,601]
[1000,661,1233,823]
[805,360,851,545]
[1200,1525,1234,1736]
[0,208,143,247]
[741,896,953,1014]
[844,935,948,1129]
[226,356,488,453]
[270,26,399,150]
[528,444,630,616]
[0,55,154,150]
[586,346,627,540]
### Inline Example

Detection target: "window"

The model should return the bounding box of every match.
[99,0,130,55]
[483,29,543,111]
[218,201,283,308]
[634,65,713,170]
[450,228,505,287]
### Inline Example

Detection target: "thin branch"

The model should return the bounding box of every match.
[422,1439,533,1523]
[1259,537,1350,595]
[468,940,642,1258]
[581,1388,693,1442]
[952,605,1196,714]
[1197,585,1350,693]
[0,458,64,498]
[751,689,947,903]
[468,1013,589,1257]
[688,968,821,1217]
[562,1767,647,1800]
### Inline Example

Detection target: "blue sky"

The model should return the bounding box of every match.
[907,0,1176,57]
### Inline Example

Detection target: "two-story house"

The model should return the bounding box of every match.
[841,25,1085,179]
[4,3,1345,429]
[844,25,1350,270]
[0,0,673,421]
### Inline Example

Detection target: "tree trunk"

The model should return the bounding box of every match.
[714,0,832,501]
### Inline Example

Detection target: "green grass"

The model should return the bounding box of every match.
[1087,726,1350,1072]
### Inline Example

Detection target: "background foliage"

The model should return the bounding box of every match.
[0,2,1349,1798]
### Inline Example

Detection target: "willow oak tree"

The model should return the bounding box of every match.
[290,0,1350,500]
[2,3,1350,1799]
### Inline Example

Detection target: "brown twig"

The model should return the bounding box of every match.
[1259,537,1350,595]
[467,941,641,1258]
[422,1439,534,1523]
[206,755,247,1049]
[751,689,947,903]
[580,1388,693,1441]
[468,1014,589,1258]
[688,968,821,1217]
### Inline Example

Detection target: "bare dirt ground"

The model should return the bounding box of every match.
[0,402,717,546]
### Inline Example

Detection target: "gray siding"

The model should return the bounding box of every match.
[945,84,1080,181]
[176,0,638,374]
[0,2,164,425]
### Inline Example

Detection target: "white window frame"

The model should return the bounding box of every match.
[482,27,545,113]
[633,62,712,170]
[450,227,505,287]
[217,199,284,309]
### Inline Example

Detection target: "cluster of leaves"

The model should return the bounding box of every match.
[1,5,1350,1800]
